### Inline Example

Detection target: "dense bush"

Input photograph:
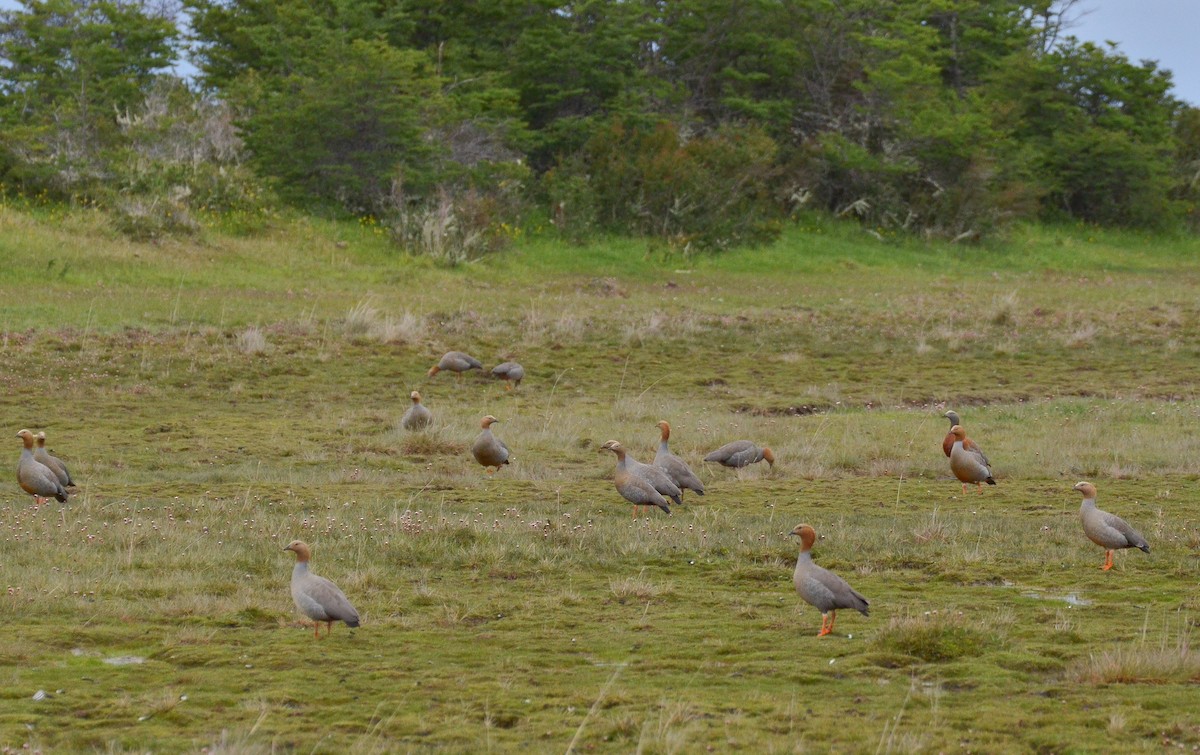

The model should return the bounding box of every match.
[546,121,783,252]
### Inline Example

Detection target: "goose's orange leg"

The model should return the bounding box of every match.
[1102,550,1114,571]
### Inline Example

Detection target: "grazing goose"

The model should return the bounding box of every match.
[35,431,74,488]
[16,429,67,505]
[471,415,511,474]
[790,524,869,637]
[704,440,774,469]
[948,425,994,493]
[601,440,671,517]
[652,421,704,498]
[428,351,482,384]
[1074,481,1149,571]
[490,361,525,390]
[283,540,360,638]
[400,390,433,431]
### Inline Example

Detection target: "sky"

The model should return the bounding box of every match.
[0,0,1195,105]
[1071,0,1200,105]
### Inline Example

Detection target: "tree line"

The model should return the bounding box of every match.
[2,0,1198,255]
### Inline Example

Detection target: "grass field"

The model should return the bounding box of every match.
[2,205,1200,752]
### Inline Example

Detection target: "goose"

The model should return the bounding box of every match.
[1074,481,1149,571]
[283,540,360,638]
[789,524,869,637]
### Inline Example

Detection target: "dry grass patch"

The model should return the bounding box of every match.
[609,570,672,601]
[235,326,267,355]
[344,300,423,344]
[1067,632,1200,684]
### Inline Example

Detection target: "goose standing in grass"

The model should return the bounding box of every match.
[704,440,774,470]
[1074,481,1149,571]
[789,524,869,637]
[490,361,525,390]
[948,425,994,493]
[16,429,67,505]
[400,390,433,431]
[283,540,360,638]
[427,351,482,384]
[471,415,511,474]
[35,431,75,488]
[653,421,704,498]
[624,448,683,507]
[601,440,671,517]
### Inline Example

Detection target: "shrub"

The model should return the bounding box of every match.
[544,120,783,252]
[109,194,199,241]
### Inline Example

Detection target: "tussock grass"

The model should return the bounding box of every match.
[235,326,267,355]
[871,610,999,663]
[1067,625,1200,684]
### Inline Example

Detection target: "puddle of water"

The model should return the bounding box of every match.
[1020,591,1092,606]
[103,656,145,666]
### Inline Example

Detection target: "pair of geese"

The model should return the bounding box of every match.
[15,429,74,505]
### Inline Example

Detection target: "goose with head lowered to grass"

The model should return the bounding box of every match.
[704,440,774,470]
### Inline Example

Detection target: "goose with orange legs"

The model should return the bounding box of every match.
[400,390,432,431]
[490,361,525,391]
[948,425,994,494]
[471,415,511,475]
[789,524,869,637]
[16,430,67,505]
[1074,481,1149,571]
[601,440,671,517]
[283,540,360,638]
[653,421,704,498]
[428,351,482,385]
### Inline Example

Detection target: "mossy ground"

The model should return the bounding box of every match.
[2,207,1200,751]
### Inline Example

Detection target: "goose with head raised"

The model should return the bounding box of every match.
[601,440,671,517]
[1074,481,1149,571]
[652,421,704,498]
[283,540,360,638]
[16,430,67,505]
[471,415,511,474]
[789,524,869,637]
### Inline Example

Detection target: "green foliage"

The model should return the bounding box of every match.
[0,0,175,196]
[8,0,1200,242]
[1017,40,1182,227]
[546,119,782,251]
[242,39,440,214]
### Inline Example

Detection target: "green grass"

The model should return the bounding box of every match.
[3,205,1200,751]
